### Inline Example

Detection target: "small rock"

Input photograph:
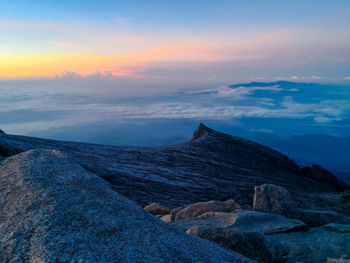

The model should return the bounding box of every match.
[160,214,171,223]
[324,223,350,233]
[174,199,240,221]
[144,202,170,216]
[253,184,299,218]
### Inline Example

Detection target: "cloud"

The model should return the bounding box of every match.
[344,76,350,80]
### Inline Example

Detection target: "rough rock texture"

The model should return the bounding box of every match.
[0,129,4,133]
[294,191,350,216]
[0,149,254,263]
[323,223,350,233]
[253,184,299,218]
[174,199,240,221]
[144,202,170,216]
[186,226,286,263]
[267,227,350,263]
[301,164,348,192]
[172,211,307,235]
[298,210,350,227]
[0,124,348,208]
[160,214,172,223]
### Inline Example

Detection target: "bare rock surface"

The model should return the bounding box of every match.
[267,227,350,263]
[144,202,170,216]
[0,149,254,263]
[323,223,350,233]
[0,124,347,208]
[174,199,241,221]
[298,210,350,227]
[172,210,307,235]
[253,183,300,218]
[186,226,286,263]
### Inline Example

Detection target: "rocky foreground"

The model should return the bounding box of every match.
[0,124,349,262]
[0,149,253,262]
[144,183,350,263]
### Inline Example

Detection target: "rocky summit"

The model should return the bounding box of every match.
[0,124,348,209]
[0,149,253,263]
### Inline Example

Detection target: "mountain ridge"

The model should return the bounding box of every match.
[0,124,348,208]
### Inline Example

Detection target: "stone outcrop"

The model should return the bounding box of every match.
[144,202,170,216]
[173,199,240,221]
[0,149,254,263]
[186,226,286,263]
[253,184,300,218]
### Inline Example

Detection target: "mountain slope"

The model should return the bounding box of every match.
[0,149,251,262]
[0,124,347,208]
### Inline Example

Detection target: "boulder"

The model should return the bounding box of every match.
[186,226,286,263]
[172,210,307,235]
[0,149,254,263]
[267,227,350,263]
[253,184,299,218]
[324,223,350,233]
[298,210,350,227]
[144,202,170,216]
[174,199,240,221]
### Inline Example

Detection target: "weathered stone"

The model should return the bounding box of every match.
[253,184,300,218]
[174,199,240,221]
[324,223,350,233]
[160,214,172,223]
[299,210,350,227]
[0,149,254,263]
[173,210,307,235]
[186,226,286,263]
[267,227,350,263]
[144,202,170,216]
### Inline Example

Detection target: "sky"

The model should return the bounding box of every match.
[0,1,350,141]
[1,0,350,81]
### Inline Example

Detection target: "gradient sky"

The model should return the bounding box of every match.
[1,0,350,81]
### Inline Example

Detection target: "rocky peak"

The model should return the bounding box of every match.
[191,123,213,141]
[0,129,5,134]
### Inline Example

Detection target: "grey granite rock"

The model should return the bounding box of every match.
[174,199,241,221]
[172,210,307,235]
[253,184,300,218]
[298,210,350,227]
[267,227,350,263]
[0,124,347,209]
[0,149,254,263]
[186,226,286,263]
